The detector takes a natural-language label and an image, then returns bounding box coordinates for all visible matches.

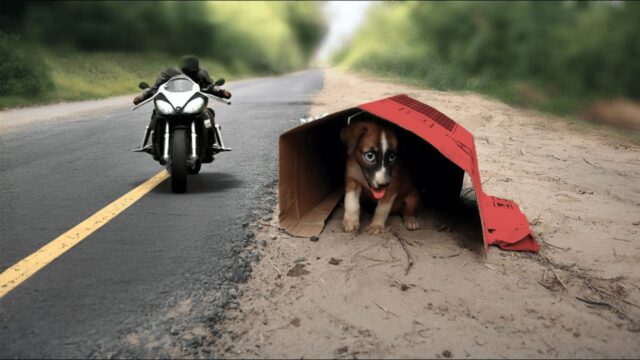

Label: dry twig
[269,260,282,277]
[576,297,612,308]
[546,154,566,161]
[434,253,461,259]
[372,301,400,317]
[552,268,567,289]
[585,280,640,310]
[545,241,569,251]
[391,228,414,276]
[530,214,542,227]
[527,252,639,327]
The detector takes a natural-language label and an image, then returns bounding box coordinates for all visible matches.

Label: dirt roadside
[214,68,640,358]
[0,94,135,134]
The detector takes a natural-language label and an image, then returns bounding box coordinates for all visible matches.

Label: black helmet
[180,55,199,74]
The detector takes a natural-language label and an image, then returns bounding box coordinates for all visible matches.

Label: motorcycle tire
[170,128,188,193]
[188,159,201,175]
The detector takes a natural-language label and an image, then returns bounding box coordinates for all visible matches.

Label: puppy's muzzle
[372,169,391,189]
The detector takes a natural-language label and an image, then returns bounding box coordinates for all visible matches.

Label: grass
[0,49,254,109]
[333,2,640,142]
[338,57,588,119]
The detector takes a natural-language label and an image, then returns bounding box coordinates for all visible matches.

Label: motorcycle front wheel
[170,128,188,193]
[187,159,201,175]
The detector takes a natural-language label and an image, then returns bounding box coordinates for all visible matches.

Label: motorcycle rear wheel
[170,128,188,193]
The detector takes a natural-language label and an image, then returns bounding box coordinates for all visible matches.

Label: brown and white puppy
[340,119,420,234]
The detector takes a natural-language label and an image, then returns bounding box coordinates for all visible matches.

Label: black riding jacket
[141,67,224,100]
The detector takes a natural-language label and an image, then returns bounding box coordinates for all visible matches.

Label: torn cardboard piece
[279,94,539,253]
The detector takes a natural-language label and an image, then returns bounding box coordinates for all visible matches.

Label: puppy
[340,119,420,234]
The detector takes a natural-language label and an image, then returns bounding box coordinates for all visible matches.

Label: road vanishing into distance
[0,70,323,357]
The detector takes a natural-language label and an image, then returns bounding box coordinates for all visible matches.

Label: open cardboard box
[279,94,539,253]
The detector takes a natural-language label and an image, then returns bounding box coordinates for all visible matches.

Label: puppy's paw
[404,217,420,231]
[343,218,360,233]
[366,224,386,235]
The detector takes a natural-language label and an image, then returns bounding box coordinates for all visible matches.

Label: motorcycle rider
[133,55,231,156]
[133,55,231,104]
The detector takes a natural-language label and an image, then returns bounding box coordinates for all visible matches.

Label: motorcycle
[131,75,231,193]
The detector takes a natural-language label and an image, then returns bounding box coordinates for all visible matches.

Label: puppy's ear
[341,122,368,155]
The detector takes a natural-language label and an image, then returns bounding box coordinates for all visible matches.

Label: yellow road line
[0,170,169,298]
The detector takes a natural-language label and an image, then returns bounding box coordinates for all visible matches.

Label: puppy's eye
[363,151,376,162]
[388,152,396,163]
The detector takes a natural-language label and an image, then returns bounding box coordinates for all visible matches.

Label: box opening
[279,95,538,253]
[279,109,466,237]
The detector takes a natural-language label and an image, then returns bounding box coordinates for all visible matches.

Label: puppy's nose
[374,179,391,189]
[374,170,391,188]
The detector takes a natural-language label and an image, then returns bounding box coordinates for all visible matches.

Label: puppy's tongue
[371,187,386,200]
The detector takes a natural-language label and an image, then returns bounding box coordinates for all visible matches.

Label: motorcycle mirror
[139,82,150,90]
[214,78,225,86]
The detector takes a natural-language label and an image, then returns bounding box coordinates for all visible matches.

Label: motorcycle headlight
[155,99,175,115]
[183,97,206,114]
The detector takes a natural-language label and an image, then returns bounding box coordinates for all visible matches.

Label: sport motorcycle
[132,75,231,193]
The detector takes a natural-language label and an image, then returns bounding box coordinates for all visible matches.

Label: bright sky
[314,1,373,64]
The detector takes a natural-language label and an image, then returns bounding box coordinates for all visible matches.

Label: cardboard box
[279,94,539,253]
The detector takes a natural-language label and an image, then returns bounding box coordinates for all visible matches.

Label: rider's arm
[204,85,232,99]
[133,88,153,105]
[199,69,214,88]
[200,69,232,99]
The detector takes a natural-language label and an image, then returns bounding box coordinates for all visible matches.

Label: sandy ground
[214,68,640,358]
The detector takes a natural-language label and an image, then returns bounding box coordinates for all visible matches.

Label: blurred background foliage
[335,1,640,116]
[0,1,325,108]
[2,0,639,128]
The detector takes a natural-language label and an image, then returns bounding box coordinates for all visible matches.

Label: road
[0,70,323,357]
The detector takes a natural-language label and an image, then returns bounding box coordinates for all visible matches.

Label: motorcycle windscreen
[165,78,194,92]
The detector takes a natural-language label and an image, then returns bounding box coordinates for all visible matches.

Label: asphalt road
[0,70,323,357]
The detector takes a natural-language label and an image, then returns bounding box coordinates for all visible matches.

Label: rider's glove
[133,94,144,105]
[133,89,152,105]
[205,84,231,99]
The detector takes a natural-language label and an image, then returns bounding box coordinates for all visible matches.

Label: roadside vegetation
[334,1,640,125]
[0,1,325,109]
